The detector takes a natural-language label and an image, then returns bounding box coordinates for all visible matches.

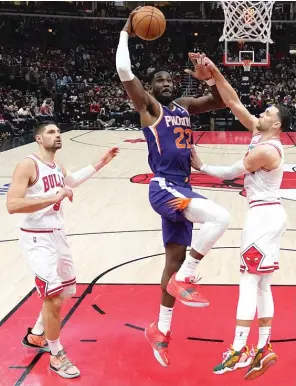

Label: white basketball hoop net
[219,1,275,43]
[242,59,252,72]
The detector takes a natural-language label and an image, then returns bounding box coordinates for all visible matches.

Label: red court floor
[1,284,296,386]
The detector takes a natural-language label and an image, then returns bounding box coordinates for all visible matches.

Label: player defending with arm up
[190,56,292,380]
[7,121,118,379]
[116,9,231,367]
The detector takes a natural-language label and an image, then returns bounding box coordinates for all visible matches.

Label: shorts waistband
[249,200,281,209]
[20,228,61,233]
[152,174,190,186]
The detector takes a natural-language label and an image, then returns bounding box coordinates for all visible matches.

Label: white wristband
[205,77,216,86]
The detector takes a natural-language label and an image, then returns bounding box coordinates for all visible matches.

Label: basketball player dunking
[116,9,231,367]
[6,121,118,378]
[191,55,292,380]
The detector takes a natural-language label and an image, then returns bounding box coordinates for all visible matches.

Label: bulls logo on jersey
[130,164,296,201]
[42,174,65,193]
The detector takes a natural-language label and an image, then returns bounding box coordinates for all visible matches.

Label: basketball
[132,6,166,41]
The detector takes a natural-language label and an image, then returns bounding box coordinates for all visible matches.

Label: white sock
[175,255,200,281]
[31,312,44,335]
[232,326,250,351]
[46,338,63,355]
[258,326,271,349]
[157,305,173,335]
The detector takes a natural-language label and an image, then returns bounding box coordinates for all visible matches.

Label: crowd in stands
[0,1,292,20]
[0,3,296,140]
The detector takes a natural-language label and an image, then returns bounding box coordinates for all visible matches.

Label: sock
[31,312,44,335]
[175,255,200,281]
[157,305,173,335]
[232,326,250,351]
[46,338,63,355]
[258,326,271,349]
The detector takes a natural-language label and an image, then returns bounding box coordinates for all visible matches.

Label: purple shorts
[149,177,207,247]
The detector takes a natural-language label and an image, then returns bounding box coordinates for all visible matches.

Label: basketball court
[0,129,296,385]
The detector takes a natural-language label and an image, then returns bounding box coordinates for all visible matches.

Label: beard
[44,143,62,151]
[256,120,265,132]
[155,92,174,106]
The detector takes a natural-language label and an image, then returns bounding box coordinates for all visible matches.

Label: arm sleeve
[200,159,248,180]
[64,165,97,188]
[116,31,135,82]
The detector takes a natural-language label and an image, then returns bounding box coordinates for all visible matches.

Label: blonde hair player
[6,121,118,379]
[190,53,291,381]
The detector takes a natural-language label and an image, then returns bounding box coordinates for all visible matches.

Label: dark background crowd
[0,0,296,142]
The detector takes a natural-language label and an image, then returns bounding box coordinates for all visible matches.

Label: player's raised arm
[204,57,259,132]
[116,8,159,116]
[6,158,72,214]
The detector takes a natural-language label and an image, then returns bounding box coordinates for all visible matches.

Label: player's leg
[145,218,189,367]
[43,293,64,353]
[161,243,187,309]
[19,230,79,378]
[31,308,44,335]
[213,270,259,375]
[244,206,286,380]
[48,230,79,378]
[146,243,186,367]
[213,208,260,375]
[244,273,277,380]
[167,195,230,306]
[19,231,50,352]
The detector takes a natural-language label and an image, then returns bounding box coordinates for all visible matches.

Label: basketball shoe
[50,349,80,378]
[245,343,277,380]
[166,273,209,307]
[213,345,253,374]
[21,327,50,352]
[145,322,171,367]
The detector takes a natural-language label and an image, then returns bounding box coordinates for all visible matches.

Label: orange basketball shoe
[145,322,171,367]
[166,273,210,307]
[245,344,278,380]
[21,327,50,352]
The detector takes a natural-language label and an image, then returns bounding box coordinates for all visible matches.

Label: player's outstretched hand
[190,145,203,171]
[185,52,213,81]
[56,188,73,203]
[102,147,120,165]
[122,6,142,36]
[203,56,219,74]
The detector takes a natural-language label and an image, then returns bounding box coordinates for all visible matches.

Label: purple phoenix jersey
[142,101,206,247]
[142,101,193,185]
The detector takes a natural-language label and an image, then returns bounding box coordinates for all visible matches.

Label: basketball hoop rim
[222,53,270,67]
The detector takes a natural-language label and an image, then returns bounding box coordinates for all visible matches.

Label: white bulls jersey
[244,133,284,206]
[19,154,65,230]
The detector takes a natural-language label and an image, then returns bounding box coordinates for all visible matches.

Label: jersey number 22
[174,127,192,149]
